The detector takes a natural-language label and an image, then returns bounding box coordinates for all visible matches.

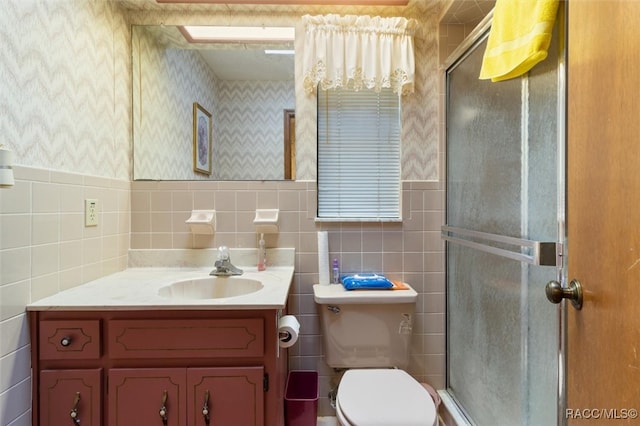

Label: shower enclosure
[442,14,566,426]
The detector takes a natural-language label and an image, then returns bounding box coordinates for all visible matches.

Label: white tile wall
[0,167,130,424]
[130,179,446,415]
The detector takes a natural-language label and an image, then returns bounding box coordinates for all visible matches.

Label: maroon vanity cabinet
[29,309,287,426]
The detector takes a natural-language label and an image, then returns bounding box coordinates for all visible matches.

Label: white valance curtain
[302,14,418,95]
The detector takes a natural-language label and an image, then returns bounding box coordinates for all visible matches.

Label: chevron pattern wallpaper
[133,25,220,180]
[216,80,295,180]
[1,0,131,181]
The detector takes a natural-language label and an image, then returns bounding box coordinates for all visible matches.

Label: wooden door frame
[284,109,295,180]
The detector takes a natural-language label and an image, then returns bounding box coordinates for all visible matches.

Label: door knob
[545,279,583,310]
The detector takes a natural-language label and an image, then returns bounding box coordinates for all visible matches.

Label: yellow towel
[479,0,559,82]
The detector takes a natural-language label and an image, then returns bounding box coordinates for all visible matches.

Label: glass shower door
[444,24,564,426]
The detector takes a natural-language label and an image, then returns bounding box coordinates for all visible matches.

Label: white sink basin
[158,276,264,300]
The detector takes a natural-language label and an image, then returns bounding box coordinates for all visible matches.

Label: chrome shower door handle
[545,279,583,310]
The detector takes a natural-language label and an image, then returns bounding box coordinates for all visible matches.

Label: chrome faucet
[210,246,243,276]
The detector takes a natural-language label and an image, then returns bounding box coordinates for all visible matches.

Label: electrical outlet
[85,199,99,227]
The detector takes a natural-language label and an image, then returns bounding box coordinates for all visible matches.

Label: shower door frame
[440,9,568,426]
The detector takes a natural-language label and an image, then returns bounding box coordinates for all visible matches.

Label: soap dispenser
[257,233,267,271]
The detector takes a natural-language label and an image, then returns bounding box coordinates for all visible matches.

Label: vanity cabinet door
[108,368,186,426]
[187,367,265,426]
[109,367,264,426]
[39,369,102,426]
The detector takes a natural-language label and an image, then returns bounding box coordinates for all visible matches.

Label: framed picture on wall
[193,102,212,175]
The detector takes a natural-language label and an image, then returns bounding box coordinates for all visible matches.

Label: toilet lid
[337,369,436,426]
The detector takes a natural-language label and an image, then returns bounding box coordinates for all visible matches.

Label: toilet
[313,284,437,426]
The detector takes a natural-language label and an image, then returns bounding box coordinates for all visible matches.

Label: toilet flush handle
[327,305,340,314]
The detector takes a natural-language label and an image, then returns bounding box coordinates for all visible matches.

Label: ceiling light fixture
[180,25,295,43]
[264,49,295,55]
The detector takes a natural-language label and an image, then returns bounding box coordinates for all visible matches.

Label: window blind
[317,88,401,220]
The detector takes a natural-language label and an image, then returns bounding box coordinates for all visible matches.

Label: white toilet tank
[313,284,418,369]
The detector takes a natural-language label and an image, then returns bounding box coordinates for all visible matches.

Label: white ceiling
[199,48,294,81]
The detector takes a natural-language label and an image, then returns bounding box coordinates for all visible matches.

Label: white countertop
[27,249,295,311]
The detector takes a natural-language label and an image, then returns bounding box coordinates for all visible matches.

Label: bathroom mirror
[132,25,296,181]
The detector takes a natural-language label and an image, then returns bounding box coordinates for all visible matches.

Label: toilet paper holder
[279,331,293,342]
[278,315,300,348]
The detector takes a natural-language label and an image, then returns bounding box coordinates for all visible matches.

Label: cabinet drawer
[108,318,264,359]
[39,320,101,360]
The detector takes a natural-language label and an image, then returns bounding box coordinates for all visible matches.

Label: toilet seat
[336,369,437,426]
